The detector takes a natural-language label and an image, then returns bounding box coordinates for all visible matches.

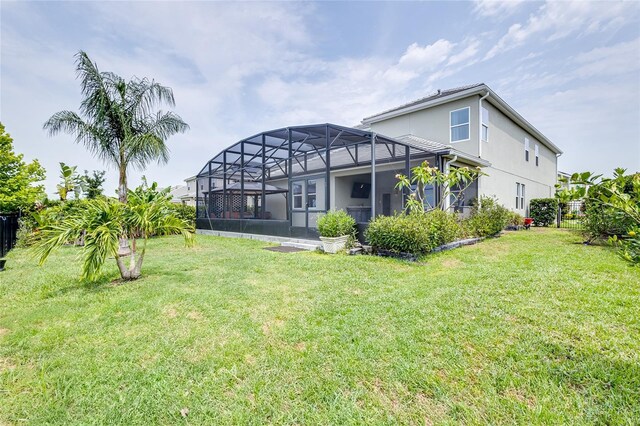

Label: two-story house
[193,83,562,239]
[359,83,562,215]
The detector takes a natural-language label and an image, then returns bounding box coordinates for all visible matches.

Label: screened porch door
[290,176,326,233]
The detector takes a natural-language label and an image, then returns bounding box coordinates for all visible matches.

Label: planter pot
[320,235,350,254]
[0,259,6,271]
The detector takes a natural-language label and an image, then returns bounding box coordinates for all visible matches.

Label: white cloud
[574,38,640,78]
[485,1,639,60]
[473,0,526,18]
[446,39,481,66]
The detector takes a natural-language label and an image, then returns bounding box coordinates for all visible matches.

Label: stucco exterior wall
[366,94,558,213]
[479,100,557,213]
[369,96,480,157]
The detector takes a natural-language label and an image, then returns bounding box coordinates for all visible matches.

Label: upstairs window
[481,106,489,142]
[450,107,470,142]
[535,144,539,166]
[524,137,530,161]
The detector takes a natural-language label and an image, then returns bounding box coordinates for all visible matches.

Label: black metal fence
[0,213,20,258]
[557,200,585,230]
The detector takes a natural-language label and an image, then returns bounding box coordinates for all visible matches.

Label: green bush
[529,198,558,227]
[169,204,196,227]
[365,210,461,255]
[465,196,510,237]
[317,210,356,238]
[612,229,640,265]
[508,211,524,226]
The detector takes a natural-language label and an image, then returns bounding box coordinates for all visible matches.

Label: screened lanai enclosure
[195,123,472,239]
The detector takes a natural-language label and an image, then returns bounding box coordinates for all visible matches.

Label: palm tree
[43,51,189,204]
[34,181,194,281]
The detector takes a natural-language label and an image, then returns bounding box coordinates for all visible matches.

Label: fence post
[557,204,561,228]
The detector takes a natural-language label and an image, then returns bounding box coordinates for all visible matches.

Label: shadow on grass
[42,273,130,298]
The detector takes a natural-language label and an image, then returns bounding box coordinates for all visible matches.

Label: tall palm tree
[44,51,189,204]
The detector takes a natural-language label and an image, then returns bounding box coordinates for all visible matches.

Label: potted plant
[317,210,356,254]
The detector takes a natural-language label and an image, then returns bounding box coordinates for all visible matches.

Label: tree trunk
[117,165,131,256]
[115,254,131,279]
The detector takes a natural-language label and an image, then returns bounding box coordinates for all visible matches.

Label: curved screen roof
[196,123,449,181]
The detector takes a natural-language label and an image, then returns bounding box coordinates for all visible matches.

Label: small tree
[562,169,639,265]
[0,123,46,213]
[395,161,484,213]
[83,170,106,199]
[56,162,86,201]
[33,181,194,281]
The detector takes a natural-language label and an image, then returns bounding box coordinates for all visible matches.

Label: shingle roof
[395,134,450,153]
[363,83,484,121]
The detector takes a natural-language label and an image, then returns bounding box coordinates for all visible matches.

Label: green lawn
[1,229,639,425]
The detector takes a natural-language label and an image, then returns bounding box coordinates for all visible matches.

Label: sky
[1,0,639,196]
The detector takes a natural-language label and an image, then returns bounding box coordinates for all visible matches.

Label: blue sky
[1,1,639,195]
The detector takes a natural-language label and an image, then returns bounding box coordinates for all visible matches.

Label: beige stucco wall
[367,94,558,213]
[369,96,480,157]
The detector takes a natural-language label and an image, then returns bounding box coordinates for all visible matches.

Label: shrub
[582,199,632,241]
[529,198,558,227]
[465,196,510,237]
[611,229,640,265]
[169,204,196,227]
[508,211,524,227]
[317,210,356,238]
[365,210,461,255]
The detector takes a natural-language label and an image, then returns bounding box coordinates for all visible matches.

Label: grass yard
[1,229,639,425]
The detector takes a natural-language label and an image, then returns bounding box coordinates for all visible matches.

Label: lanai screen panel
[195,123,442,223]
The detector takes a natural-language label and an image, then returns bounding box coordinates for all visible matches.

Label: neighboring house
[169,176,208,206]
[557,171,576,190]
[193,83,562,239]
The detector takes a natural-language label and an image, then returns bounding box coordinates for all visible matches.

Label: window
[535,144,539,166]
[524,137,530,161]
[307,180,317,208]
[450,107,470,142]
[521,184,525,210]
[516,183,521,209]
[481,106,489,142]
[187,186,190,191]
[293,182,303,209]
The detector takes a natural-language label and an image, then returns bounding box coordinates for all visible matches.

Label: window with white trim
[516,183,521,209]
[521,184,525,210]
[524,137,530,161]
[481,106,489,142]
[535,144,539,166]
[293,182,303,209]
[450,107,470,142]
[307,180,317,208]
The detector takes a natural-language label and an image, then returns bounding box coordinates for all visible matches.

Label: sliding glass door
[291,176,326,231]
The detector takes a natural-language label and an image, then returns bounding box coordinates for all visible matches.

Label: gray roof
[363,83,484,121]
[395,134,450,153]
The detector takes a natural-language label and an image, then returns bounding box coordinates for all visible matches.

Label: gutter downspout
[442,155,458,212]
[478,91,490,209]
